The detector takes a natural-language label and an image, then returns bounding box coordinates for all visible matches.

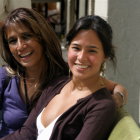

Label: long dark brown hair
[0,8,68,110]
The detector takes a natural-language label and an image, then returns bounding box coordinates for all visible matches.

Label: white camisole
[37,108,61,140]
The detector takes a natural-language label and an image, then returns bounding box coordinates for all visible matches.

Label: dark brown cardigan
[1,76,116,140]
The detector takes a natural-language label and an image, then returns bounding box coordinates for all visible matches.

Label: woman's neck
[71,76,105,92]
[25,61,47,82]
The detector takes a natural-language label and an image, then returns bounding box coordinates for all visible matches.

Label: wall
[0,0,31,65]
[108,0,140,124]
[94,0,108,20]
[0,0,31,21]
[95,0,140,123]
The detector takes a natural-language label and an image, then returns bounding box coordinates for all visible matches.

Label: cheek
[67,51,76,67]
[9,47,14,53]
[34,42,44,54]
[90,55,105,66]
[38,46,44,56]
[9,47,16,57]
[96,58,106,70]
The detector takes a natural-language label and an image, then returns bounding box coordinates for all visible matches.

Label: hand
[112,84,128,107]
[102,77,128,107]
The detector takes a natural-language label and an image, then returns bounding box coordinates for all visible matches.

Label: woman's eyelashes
[71,46,98,54]
[22,32,33,40]
[71,46,80,51]
[88,49,97,53]
[7,37,17,45]
[7,33,33,45]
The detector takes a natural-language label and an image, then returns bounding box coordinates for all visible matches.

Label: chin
[21,63,33,69]
[73,75,85,80]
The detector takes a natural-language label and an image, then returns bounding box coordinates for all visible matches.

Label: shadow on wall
[107,0,140,124]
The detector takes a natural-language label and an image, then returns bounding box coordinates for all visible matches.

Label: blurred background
[0,0,140,125]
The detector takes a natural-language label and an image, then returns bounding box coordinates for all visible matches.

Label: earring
[100,62,106,77]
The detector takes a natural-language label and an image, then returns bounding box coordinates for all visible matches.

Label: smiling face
[68,29,106,82]
[6,24,46,70]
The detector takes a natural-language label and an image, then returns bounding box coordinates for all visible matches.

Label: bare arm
[103,78,128,107]
[112,84,128,107]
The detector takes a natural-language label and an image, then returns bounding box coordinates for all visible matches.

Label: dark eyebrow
[7,36,16,41]
[21,32,33,35]
[86,45,99,49]
[71,42,99,49]
[71,43,79,46]
[7,32,33,39]
[22,31,32,34]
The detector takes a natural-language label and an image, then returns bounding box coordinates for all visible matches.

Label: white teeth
[20,52,32,57]
[76,64,88,69]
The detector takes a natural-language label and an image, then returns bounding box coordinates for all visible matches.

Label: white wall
[0,0,31,65]
[94,0,108,20]
[0,0,31,21]
[95,0,140,124]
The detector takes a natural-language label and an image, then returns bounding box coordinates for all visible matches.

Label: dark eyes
[71,46,80,50]
[7,38,17,45]
[88,50,97,53]
[71,46,97,53]
[22,33,33,40]
[7,33,33,45]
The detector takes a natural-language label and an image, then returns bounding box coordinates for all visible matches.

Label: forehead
[71,29,102,46]
[5,23,31,37]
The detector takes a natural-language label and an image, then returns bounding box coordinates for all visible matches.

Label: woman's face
[68,29,106,81]
[6,24,46,70]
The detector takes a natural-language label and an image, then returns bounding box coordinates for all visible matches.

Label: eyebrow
[87,46,99,49]
[7,31,32,38]
[7,36,15,41]
[71,43,99,49]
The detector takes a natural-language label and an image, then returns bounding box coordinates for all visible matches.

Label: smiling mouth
[19,52,33,58]
[75,64,89,69]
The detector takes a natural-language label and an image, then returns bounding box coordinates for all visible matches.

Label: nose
[16,39,27,51]
[77,50,87,62]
